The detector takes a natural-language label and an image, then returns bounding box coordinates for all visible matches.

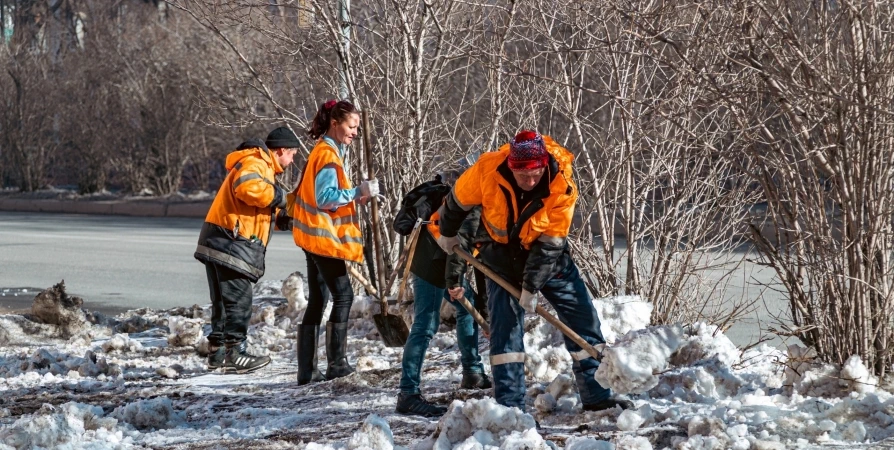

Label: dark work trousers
[302,251,355,325]
[488,258,612,409]
[205,262,253,347]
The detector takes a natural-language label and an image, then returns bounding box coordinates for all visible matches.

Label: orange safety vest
[290,140,364,262]
[450,135,577,250]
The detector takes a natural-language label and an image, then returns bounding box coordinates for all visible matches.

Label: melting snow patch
[111,397,183,431]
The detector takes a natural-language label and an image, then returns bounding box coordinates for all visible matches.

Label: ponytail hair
[307,99,359,140]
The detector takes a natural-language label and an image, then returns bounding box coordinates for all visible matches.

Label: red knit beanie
[508,130,548,171]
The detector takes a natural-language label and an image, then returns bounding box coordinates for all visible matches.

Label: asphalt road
[0,212,307,314]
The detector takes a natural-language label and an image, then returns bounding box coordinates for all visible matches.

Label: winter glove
[274,209,292,231]
[359,179,380,197]
[518,289,539,314]
[436,234,461,255]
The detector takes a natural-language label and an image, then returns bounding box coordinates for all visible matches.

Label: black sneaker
[582,397,635,412]
[460,372,492,390]
[395,393,447,418]
[223,341,271,374]
[207,346,227,370]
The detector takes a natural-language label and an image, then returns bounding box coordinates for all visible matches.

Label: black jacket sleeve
[444,207,482,288]
[522,237,568,292]
[438,191,472,238]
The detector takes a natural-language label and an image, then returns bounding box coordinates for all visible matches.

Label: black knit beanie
[265,126,300,149]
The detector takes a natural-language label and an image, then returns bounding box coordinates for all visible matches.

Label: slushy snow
[1,280,894,449]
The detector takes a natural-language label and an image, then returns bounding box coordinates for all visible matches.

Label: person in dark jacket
[194,126,299,374]
[395,175,492,418]
[436,130,633,412]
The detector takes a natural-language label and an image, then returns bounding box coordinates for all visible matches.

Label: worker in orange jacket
[437,130,633,412]
[291,100,378,385]
[194,127,299,374]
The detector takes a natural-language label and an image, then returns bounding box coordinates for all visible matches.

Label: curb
[0,198,211,218]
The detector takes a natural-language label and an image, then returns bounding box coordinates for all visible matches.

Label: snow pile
[669,323,740,368]
[346,414,400,450]
[166,316,203,347]
[594,295,652,344]
[111,397,183,431]
[250,305,276,327]
[101,333,144,353]
[524,316,571,383]
[29,280,89,338]
[0,402,127,449]
[840,355,878,394]
[534,374,579,414]
[595,325,686,394]
[279,271,308,316]
[412,397,547,449]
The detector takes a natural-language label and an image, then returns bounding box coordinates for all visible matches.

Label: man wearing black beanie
[194,126,299,374]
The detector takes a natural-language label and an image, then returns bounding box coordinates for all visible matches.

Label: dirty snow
[1,279,894,449]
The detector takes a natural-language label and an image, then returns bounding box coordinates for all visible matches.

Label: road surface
[0,212,307,314]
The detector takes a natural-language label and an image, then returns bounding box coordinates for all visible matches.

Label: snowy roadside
[2,277,894,449]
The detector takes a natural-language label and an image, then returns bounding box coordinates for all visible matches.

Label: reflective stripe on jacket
[195,139,285,281]
[449,135,577,249]
[291,139,363,263]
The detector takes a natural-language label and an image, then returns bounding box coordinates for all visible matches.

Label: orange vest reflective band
[451,135,577,250]
[291,140,363,262]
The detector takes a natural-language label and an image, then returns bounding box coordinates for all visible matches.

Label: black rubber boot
[224,341,272,374]
[582,397,635,412]
[325,322,354,380]
[460,372,493,390]
[207,345,227,370]
[395,393,447,418]
[297,324,325,385]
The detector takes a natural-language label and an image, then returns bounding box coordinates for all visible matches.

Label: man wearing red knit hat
[436,130,633,413]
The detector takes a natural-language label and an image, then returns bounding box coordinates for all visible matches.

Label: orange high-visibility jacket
[449,135,577,249]
[194,139,285,281]
[291,140,364,262]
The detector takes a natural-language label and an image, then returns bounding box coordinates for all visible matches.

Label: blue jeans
[488,258,612,409]
[399,275,484,395]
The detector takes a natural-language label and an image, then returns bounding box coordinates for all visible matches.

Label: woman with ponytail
[291,100,379,384]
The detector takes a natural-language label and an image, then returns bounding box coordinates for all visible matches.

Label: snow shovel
[363,110,409,347]
[452,246,602,359]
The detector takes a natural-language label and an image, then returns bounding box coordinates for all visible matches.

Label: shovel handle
[362,110,390,312]
[383,220,423,298]
[452,293,490,337]
[452,245,602,360]
[348,265,378,298]
[395,220,424,309]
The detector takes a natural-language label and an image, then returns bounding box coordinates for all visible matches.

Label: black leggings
[302,251,355,325]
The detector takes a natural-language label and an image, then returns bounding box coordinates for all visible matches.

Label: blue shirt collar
[322,135,347,159]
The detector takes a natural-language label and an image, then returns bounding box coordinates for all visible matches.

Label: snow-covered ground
[2,278,894,449]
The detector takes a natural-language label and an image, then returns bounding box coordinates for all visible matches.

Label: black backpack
[393,179,451,236]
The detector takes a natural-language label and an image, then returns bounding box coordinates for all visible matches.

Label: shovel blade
[373,313,409,347]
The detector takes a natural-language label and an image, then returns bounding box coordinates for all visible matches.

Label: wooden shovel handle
[452,293,490,337]
[395,221,424,308]
[348,265,378,298]
[452,246,602,360]
[383,221,423,297]
[361,110,390,314]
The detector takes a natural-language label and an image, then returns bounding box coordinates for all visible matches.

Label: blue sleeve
[315,165,359,211]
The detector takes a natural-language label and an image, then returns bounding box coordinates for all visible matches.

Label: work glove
[274,209,292,231]
[359,179,380,197]
[518,289,539,314]
[437,234,460,255]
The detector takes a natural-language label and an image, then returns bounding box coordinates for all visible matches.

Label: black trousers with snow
[205,262,253,347]
[302,251,354,325]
